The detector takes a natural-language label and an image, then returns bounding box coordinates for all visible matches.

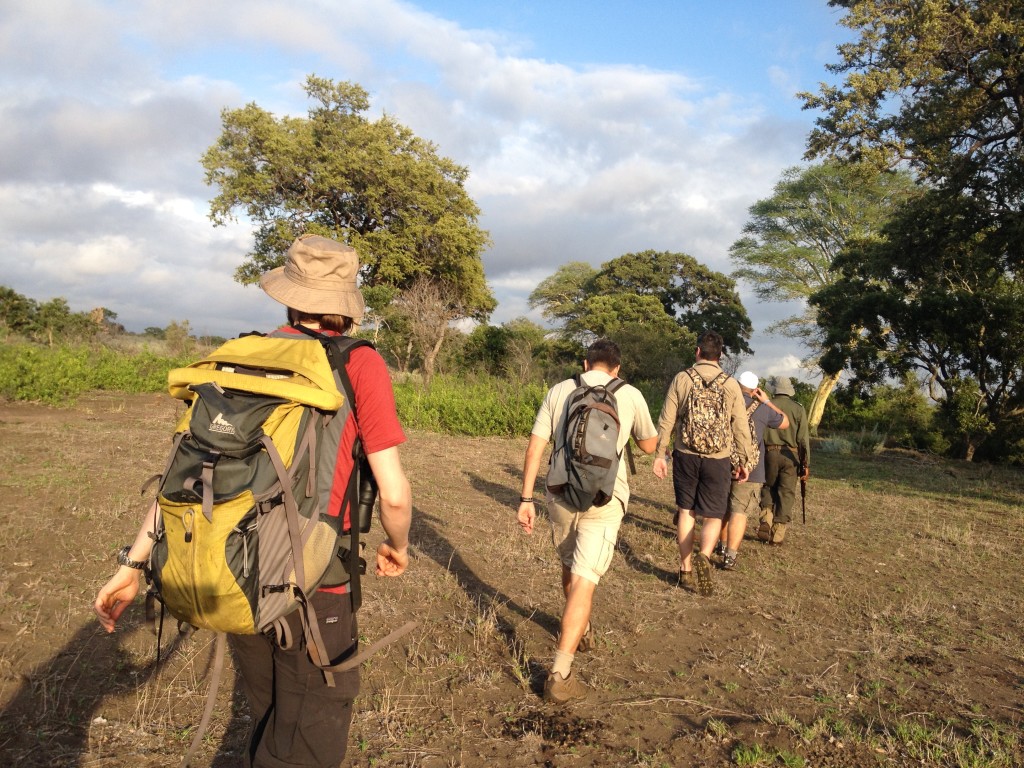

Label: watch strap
[117,545,147,570]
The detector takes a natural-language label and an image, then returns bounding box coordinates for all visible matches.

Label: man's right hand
[516,502,536,534]
[376,540,409,577]
[653,455,669,480]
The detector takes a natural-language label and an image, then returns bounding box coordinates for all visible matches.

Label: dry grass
[0,394,1022,767]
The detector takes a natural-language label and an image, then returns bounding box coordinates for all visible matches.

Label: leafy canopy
[801,1,1024,459]
[530,250,752,358]
[201,75,495,321]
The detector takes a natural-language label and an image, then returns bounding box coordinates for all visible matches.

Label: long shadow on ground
[0,608,251,767]
[412,507,557,694]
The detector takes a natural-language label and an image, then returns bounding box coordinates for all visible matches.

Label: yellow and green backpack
[147,331,371,672]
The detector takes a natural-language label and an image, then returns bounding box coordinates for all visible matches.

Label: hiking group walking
[91,232,810,762]
[518,329,810,704]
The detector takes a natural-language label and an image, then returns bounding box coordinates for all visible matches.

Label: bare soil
[0,393,1022,767]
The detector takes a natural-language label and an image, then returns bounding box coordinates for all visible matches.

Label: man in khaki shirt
[518,339,657,704]
[653,330,754,597]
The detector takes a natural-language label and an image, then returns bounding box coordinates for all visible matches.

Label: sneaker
[693,552,714,596]
[721,553,737,571]
[678,569,698,593]
[709,542,725,566]
[544,671,588,704]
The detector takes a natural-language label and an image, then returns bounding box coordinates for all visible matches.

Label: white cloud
[0,0,826,373]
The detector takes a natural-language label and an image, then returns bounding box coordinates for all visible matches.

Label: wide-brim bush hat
[260,234,365,323]
[738,371,758,389]
[773,376,796,396]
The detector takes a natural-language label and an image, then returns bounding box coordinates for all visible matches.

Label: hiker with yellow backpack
[93,234,413,768]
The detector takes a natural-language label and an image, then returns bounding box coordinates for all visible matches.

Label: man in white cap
[714,371,788,570]
[759,375,810,546]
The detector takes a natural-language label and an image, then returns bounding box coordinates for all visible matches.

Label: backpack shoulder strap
[293,327,377,611]
[607,377,626,395]
[684,368,702,386]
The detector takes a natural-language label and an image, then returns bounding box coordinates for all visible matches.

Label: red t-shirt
[271,327,406,592]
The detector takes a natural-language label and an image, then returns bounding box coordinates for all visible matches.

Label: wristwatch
[117,545,147,570]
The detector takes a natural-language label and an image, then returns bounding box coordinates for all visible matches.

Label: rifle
[798,449,808,524]
[799,468,807,524]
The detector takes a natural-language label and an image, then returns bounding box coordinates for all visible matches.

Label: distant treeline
[2,285,1020,462]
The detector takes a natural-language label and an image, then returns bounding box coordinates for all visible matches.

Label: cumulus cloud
[0,0,829,376]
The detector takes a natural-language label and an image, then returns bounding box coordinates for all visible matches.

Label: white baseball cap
[738,371,759,389]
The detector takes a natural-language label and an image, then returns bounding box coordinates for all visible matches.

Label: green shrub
[0,342,191,404]
[393,373,545,437]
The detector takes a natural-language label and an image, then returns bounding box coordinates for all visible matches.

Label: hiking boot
[721,552,737,571]
[678,569,698,593]
[693,552,714,596]
[576,624,594,653]
[544,671,588,704]
[756,509,773,543]
[770,523,787,546]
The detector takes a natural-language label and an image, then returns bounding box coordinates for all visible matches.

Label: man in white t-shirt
[516,339,658,704]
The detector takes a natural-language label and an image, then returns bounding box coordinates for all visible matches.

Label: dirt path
[0,394,1021,767]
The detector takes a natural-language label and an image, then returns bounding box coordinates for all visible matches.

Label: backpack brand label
[209,412,236,435]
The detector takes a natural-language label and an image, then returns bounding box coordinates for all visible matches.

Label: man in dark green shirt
[758,376,810,546]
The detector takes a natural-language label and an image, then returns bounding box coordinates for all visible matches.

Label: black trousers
[230,591,359,768]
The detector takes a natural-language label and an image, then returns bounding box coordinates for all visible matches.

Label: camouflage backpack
[680,369,731,455]
[730,399,761,473]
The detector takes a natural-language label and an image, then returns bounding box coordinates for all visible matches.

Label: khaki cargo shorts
[547,493,625,585]
[726,481,763,521]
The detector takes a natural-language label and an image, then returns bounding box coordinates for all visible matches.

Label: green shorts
[726,481,762,522]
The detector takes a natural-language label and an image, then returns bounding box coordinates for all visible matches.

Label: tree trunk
[964,438,976,462]
[807,369,841,436]
[421,330,446,391]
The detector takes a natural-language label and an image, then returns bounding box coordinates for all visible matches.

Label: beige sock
[552,649,574,678]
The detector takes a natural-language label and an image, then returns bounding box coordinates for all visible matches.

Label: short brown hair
[586,338,621,370]
[287,308,353,336]
[697,330,724,361]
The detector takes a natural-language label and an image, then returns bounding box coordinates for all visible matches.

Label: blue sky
[0,0,852,380]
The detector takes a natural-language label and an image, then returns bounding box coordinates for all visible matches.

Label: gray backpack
[547,375,626,510]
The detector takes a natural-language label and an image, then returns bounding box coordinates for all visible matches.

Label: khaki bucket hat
[259,234,365,322]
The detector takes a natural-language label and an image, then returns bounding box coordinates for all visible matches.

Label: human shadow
[465,469,522,509]
[412,507,557,694]
[0,605,251,767]
[615,535,679,587]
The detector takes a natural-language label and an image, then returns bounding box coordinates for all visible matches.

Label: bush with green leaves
[0,342,192,404]
[393,373,545,437]
[819,374,943,452]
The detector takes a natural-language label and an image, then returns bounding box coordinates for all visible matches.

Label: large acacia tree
[800,0,1024,459]
[730,161,917,432]
[201,75,495,379]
